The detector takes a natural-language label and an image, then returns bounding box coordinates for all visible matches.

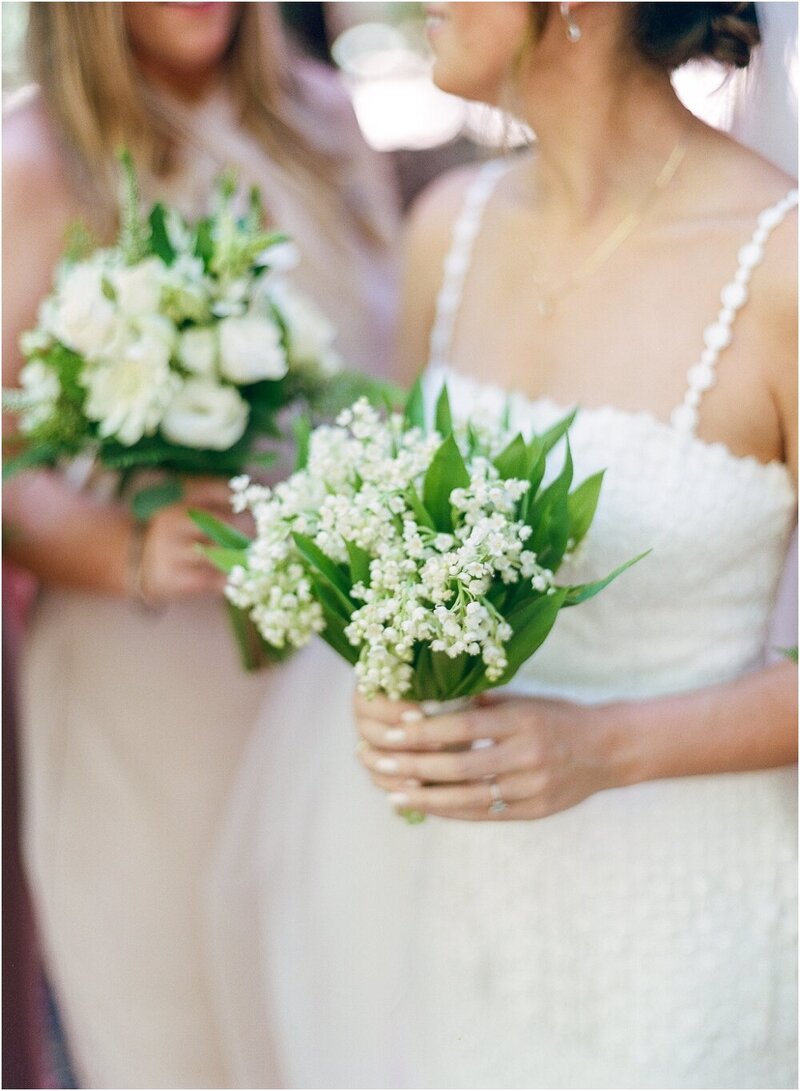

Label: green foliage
[116,148,149,264]
[189,508,251,549]
[130,479,184,522]
[423,433,470,531]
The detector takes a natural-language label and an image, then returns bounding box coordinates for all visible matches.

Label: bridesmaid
[3,3,396,1087]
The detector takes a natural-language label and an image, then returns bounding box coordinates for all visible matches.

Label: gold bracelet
[127,520,160,613]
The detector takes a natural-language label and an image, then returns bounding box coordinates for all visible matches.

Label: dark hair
[629,3,760,70]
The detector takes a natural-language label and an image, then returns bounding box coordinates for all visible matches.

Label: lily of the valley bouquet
[200,384,643,700]
[4,153,348,519]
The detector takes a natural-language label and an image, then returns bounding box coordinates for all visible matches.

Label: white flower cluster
[16,218,340,452]
[228,399,555,700]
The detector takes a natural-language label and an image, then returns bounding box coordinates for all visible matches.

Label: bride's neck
[515,39,695,220]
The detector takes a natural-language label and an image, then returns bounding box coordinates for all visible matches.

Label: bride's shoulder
[405,161,497,266]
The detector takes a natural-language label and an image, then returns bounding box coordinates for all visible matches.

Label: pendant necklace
[530,132,690,319]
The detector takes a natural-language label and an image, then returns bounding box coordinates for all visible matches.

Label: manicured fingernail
[385,728,407,744]
[400,709,424,724]
[388,792,409,806]
[420,700,443,716]
[376,757,400,773]
[472,738,494,750]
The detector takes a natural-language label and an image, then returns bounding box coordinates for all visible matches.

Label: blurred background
[2,0,746,210]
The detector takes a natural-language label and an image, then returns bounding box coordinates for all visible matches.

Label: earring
[559,2,582,43]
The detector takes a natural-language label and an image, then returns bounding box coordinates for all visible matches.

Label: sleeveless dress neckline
[428,360,797,493]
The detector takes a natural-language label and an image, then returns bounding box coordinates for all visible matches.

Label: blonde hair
[25,3,379,240]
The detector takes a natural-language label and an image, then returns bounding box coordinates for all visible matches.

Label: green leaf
[148,203,176,265]
[563,550,649,606]
[131,479,183,521]
[423,433,470,531]
[2,442,60,478]
[188,508,251,549]
[519,439,546,523]
[429,647,468,701]
[405,481,435,530]
[567,470,604,550]
[495,588,567,686]
[493,433,528,481]
[116,147,148,264]
[403,377,425,431]
[292,532,354,614]
[435,385,452,436]
[779,645,799,664]
[539,408,577,454]
[198,545,248,574]
[224,600,291,672]
[194,218,214,269]
[411,644,435,701]
[526,440,573,570]
[292,414,311,471]
[345,540,371,587]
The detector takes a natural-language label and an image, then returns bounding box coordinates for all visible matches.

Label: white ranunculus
[178,326,218,376]
[161,378,249,450]
[51,262,118,359]
[82,329,178,446]
[255,240,301,273]
[268,279,340,371]
[218,314,288,384]
[110,257,164,317]
[17,358,60,433]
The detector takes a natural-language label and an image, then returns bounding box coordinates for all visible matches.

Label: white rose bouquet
[4,152,366,520]
[197,384,645,697]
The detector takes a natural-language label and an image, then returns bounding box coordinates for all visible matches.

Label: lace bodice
[425,162,797,703]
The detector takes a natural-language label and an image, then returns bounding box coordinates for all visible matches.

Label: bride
[209,3,797,1087]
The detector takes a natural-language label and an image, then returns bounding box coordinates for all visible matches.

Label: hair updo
[628,3,760,71]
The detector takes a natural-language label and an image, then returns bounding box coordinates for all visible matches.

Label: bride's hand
[354,691,622,821]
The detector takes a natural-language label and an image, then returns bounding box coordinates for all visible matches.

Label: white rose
[17,359,60,433]
[161,378,249,450]
[218,314,288,384]
[110,257,164,317]
[82,329,178,446]
[178,326,218,376]
[134,313,178,354]
[268,279,340,371]
[51,262,118,359]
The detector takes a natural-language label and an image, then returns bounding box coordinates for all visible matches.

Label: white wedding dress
[209,163,798,1089]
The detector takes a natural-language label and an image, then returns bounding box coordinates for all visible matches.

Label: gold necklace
[530,134,689,318]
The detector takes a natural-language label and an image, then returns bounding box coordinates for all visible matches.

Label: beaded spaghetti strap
[428,159,511,370]
[670,187,798,435]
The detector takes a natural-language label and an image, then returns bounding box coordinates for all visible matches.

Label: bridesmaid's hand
[354,691,623,822]
[137,477,252,605]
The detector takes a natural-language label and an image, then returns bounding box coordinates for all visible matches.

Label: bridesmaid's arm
[2,104,230,603]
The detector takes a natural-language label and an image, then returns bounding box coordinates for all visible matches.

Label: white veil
[731,2,799,651]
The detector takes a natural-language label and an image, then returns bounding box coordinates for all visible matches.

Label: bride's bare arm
[354,657,797,821]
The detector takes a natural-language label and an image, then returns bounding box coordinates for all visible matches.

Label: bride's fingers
[385,771,545,819]
[357,705,519,752]
[358,736,524,783]
[353,691,422,725]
